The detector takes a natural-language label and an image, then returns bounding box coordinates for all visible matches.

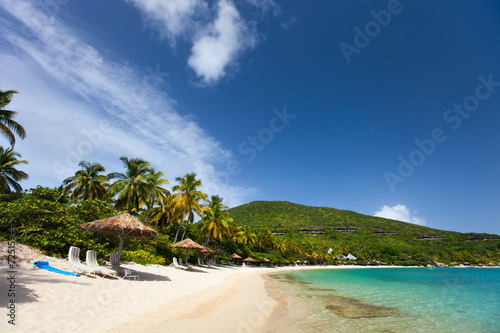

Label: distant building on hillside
[418,236,443,240]
[373,231,396,236]
[467,237,500,241]
[272,231,286,236]
[298,229,325,235]
[334,228,359,233]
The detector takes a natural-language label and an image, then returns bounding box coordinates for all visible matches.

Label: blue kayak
[33,261,80,277]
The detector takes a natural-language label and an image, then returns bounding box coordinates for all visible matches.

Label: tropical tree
[172,172,207,242]
[200,195,232,245]
[274,236,289,254]
[239,226,258,249]
[0,146,28,193]
[62,161,108,202]
[142,168,170,224]
[0,89,26,146]
[108,157,153,214]
[149,192,180,230]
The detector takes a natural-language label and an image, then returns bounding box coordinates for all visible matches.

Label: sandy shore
[0,242,331,333]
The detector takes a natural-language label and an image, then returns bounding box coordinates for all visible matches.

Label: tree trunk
[181,224,188,241]
[174,213,185,243]
[115,236,124,268]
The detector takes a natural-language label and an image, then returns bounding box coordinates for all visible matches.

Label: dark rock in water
[307,287,337,292]
[323,295,405,319]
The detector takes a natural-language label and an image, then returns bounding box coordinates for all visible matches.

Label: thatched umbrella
[170,238,205,265]
[81,213,158,267]
[243,257,256,266]
[231,253,242,265]
[213,249,227,255]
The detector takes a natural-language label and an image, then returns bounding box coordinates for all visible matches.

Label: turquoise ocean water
[268,268,500,333]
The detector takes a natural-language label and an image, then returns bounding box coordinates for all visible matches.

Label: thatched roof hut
[81,213,158,267]
[170,238,205,265]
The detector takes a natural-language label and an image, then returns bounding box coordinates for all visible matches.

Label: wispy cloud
[125,0,207,46]
[0,0,256,206]
[374,204,426,226]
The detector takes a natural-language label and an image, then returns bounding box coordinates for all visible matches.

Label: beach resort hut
[346,253,358,261]
[231,253,242,265]
[243,257,256,266]
[81,213,158,269]
[170,238,205,265]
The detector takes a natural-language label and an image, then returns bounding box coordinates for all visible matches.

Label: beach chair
[197,258,209,268]
[123,268,139,281]
[110,253,120,268]
[171,257,188,270]
[86,250,118,278]
[67,246,98,277]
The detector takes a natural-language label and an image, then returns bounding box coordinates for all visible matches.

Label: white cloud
[126,0,260,85]
[374,204,426,226]
[188,0,257,85]
[0,0,255,207]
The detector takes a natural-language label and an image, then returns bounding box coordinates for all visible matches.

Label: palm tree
[108,157,153,214]
[62,161,108,202]
[149,192,180,230]
[239,226,258,250]
[200,195,232,245]
[274,236,289,254]
[142,168,170,224]
[0,146,28,193]
[0,90,26,146]
[172,172,207,242]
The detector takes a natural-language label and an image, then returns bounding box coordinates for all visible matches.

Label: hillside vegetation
[229,201,500,265]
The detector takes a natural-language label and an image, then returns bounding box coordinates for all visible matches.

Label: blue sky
[1,0,499,234]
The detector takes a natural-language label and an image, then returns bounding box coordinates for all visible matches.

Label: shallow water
[266,267,500,333]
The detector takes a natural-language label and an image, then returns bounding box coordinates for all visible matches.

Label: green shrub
[121,249,166,265]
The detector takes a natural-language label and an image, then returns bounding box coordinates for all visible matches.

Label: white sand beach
[0,242,333,333]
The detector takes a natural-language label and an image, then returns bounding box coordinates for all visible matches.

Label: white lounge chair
[123,268,139,281]
[67,246,98,277]
[171,257,188,270]
[197,258,209,268]
[86,250,118,278]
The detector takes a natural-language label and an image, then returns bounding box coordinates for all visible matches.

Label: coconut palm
[200,195,232,245]
[62,161,108,202]
[274,236,289,254]
[0,146,28,193]
[149,192,180,230]
[108,157,153,215]
[172,172,207,242]
[239,226,258,249]
[0,90,26,146]
[142,168,170,224]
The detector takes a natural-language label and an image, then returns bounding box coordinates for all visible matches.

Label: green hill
[229,201,500,264]
[229,200,448,234]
